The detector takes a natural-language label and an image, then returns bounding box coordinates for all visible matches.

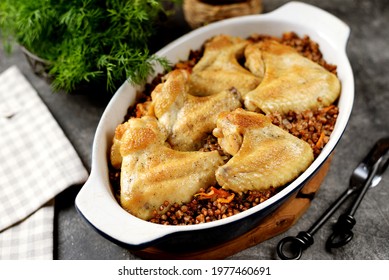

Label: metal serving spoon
[277,137,389,260]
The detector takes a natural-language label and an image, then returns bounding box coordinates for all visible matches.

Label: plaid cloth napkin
[0,66,89,259]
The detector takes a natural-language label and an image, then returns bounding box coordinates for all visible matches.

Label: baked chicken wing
[110,121,132,169]
[213,108,314,193]
[151,69,242,151]
[189,34,260,96]
[244,40,341,114]
[118,116,224,220]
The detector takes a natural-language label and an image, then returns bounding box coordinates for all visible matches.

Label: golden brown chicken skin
[189,34,261,96]
[244,40,341,114]
[151,69,242,151]
[213,108,314,193]
[118,116,224,220]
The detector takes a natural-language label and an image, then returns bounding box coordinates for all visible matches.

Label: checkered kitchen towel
[0,66,89,259]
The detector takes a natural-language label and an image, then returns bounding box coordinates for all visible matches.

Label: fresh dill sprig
[0,0,179,93]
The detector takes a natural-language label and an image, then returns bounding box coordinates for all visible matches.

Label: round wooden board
[132,154,333,259]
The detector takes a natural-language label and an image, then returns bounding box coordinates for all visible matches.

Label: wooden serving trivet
[132,155,333,259]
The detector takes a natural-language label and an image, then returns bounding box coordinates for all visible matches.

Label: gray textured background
[0,0,388,259]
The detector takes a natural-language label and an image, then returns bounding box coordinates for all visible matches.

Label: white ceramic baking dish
[75,1,354,251]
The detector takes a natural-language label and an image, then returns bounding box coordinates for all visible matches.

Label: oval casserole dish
[75,1,354,251]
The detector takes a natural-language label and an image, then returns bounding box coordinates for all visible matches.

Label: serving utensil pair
[277,137,389,260]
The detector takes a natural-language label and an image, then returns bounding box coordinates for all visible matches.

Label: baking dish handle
[271,1,350,51]
[75,170,173,249]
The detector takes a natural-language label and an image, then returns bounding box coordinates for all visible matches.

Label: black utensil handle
[326,214,356,249]
[277,231,314,260]
[307,188,355,235]
[326,139,388,250]
[277,188,355,260]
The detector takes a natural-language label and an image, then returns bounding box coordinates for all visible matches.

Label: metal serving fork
[276,137,389,260]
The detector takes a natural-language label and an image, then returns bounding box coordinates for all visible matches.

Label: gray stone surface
[0,0,388,260]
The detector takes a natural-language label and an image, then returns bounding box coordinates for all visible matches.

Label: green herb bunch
[0,0,176,93]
